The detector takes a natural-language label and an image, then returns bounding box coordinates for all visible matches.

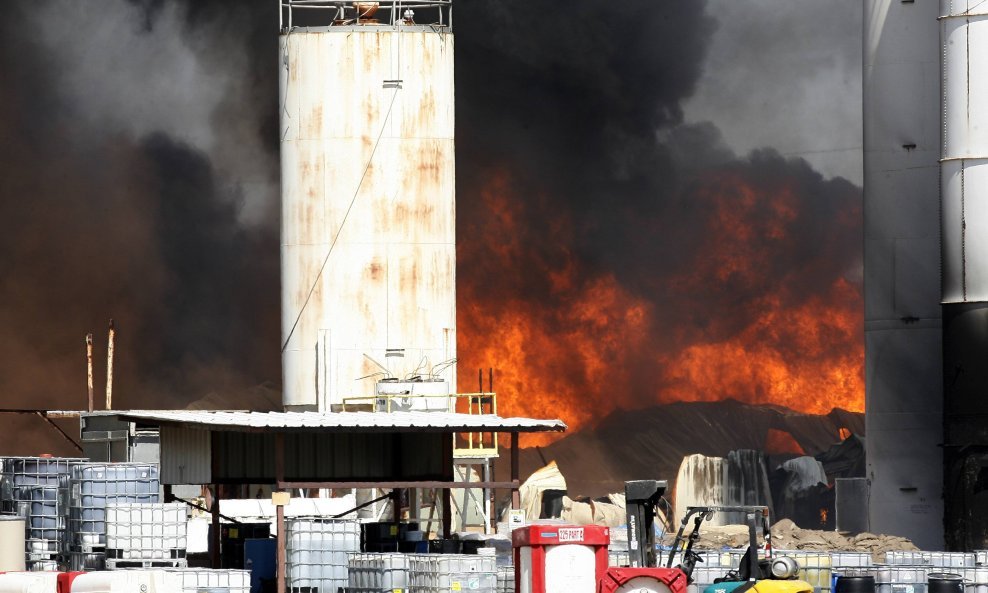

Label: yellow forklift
[625,481,814,593]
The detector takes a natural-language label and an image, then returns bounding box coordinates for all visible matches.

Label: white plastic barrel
[0,572,58,593]
[69,570,183,592]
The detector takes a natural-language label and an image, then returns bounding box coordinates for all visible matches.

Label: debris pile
[660,518,918,557]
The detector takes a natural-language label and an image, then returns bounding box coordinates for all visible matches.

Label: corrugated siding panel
[211,432,443,483]
[160,426,211,485]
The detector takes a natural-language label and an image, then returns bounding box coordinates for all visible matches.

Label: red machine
[596,480,690,593]
[512,524,611,593]
[599,567,689,593]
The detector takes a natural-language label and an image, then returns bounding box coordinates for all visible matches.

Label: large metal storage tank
[863,0,943,548]
[939,0,988,550]
[279,3,456,411]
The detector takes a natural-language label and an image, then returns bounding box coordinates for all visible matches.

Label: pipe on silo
[940,0,988,550]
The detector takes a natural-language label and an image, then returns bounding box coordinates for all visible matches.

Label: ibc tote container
[105,502,187,561]
[285,518,359,593]
[0,456,84,571]
[167,568,250,593]
[348,552,410,593]
[409,554,497,593]
[67,463,159,571]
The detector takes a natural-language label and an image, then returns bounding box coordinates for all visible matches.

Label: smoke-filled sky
[0,0,862,445]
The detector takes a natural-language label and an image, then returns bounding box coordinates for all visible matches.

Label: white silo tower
[279,1,456,411]
[940,0,988,550]
[863,0,943,549]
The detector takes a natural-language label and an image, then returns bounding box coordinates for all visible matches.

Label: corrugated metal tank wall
[940,0,988,550]
[279,27,456,410]
[863,0,944,549]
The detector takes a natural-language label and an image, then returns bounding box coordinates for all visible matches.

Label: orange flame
[764,429,806,456]
[458,168,863,444]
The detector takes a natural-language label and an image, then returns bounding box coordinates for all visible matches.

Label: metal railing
[280,0,452,31]
[341,392,498,457]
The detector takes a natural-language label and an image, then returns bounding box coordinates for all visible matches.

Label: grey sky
[684,0,863,184]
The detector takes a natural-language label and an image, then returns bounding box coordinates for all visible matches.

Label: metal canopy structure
[90,410,565,433]
[83,411,564,493]
[83,409,564,591]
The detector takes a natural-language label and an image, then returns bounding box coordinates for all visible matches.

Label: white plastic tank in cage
[286,518,360,591]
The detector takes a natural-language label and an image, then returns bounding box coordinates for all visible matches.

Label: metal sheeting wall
[160,426,211,485]
[863,0,944,549]
[212,431,445,483]
[157,428,445,484]
[279,27,456,411]
[940,0,988,550]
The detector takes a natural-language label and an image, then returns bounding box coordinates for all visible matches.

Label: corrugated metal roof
[87,410,566,433]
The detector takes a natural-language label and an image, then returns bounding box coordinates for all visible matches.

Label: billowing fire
[458,164,863,444]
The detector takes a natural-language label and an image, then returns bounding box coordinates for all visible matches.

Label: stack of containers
[837,565,930,593]
[831,552,874,591]
[0,456,85,571]
[497,565,515,593]
[168,568,251,593]
[285,517,360,593]
[608,528,629,568]
[875,566,931,593]
[360,521,427,553]
[956,568,988,593]
[408,554,497,593]
[104,502,188,567]
[831,552,873,569]
[66,462,160,571]
[348,552,410,593]
[215,522,270,569]
[886,551,976,569]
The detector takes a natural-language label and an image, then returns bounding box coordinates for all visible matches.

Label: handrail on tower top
[280,0,453,31]
[341,391,499,458]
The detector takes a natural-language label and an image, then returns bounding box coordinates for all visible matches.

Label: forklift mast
[666,505,772,583]
[624,480,668,568]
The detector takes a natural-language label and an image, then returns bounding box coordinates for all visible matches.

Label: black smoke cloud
[0,0,280,420]
[454,3,861,336]
[0,0,862,452]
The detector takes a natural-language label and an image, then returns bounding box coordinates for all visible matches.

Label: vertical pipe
[105,319,115,410]
[211,485,221,568]
[442,429,453,537]
[277,503,286,593]
[511,432,520,509]
[85,334,94,413]
[210,430,221,569]
[275,433,286,593]
[442,488,452,538]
